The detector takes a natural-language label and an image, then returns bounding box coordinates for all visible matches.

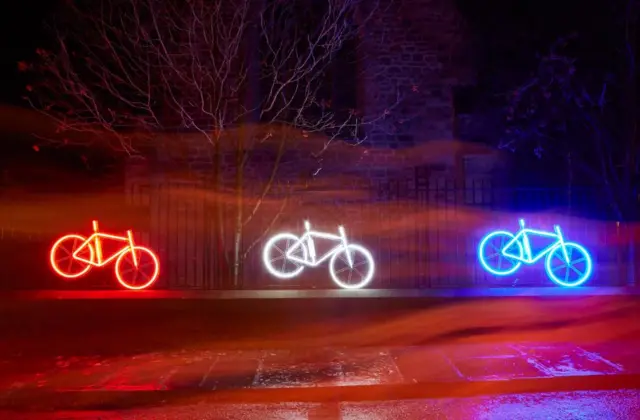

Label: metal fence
[119,169,637,290]
[0,166,635,290]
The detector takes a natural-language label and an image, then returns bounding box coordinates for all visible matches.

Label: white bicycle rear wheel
[262,233,308,279]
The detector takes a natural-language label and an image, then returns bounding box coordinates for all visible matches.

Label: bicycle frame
[285,221,353,267]
[73,220,140,268]
[502,219,570,264]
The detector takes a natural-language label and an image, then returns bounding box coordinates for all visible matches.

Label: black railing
[1,175,637,290]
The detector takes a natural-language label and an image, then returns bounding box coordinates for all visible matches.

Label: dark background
[0,0,623,105]
[0,0,635,290]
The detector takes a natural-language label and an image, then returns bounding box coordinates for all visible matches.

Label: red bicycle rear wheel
[50,234,94,279]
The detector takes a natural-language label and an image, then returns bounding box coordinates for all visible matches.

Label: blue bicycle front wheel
[544,242,593,287]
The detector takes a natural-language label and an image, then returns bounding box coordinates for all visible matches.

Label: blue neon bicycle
[478,219,593,287]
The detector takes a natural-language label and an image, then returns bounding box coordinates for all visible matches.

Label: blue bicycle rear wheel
[478,231,522,276]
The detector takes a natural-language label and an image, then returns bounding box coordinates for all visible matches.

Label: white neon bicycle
[262,221,375,289]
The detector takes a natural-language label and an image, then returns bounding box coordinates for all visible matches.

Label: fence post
[627,222,636,286]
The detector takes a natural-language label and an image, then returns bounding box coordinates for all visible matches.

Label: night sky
[0,0,620,105]
[0,0,625,180]
[0,1,58,106]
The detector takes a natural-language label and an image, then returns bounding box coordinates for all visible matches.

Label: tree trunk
[213,139,228,286]
[231,7,261,289]
[233,133,244,288]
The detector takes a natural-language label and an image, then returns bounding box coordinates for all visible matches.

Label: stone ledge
[4,287,640,300]
[2,374,639,410]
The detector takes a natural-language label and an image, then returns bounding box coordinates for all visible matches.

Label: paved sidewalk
[2,341,638,397]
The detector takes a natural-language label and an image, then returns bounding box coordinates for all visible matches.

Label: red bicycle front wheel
[114,246,160,290]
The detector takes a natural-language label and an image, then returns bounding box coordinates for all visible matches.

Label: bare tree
[500,32,638,221]
[23,0,408,286]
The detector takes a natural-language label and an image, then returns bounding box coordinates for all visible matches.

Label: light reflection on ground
[2,342,637,395]
[0,390,637,419]
[342,390,640,420]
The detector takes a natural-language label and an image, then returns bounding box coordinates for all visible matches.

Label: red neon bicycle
[49,220,160,290]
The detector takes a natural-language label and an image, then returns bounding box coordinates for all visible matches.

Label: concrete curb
[2,374,639,410]
[3,287,640,300]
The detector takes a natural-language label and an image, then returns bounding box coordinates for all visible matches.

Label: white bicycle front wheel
[329,244,375,289]
[262,233,308,279]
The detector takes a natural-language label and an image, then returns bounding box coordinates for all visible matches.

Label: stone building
[348,0,500,203]
[359,0,475,149]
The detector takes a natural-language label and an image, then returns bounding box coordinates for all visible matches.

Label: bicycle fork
[338,226,354,267]
[126,230,139,267]
[553,225,570,263]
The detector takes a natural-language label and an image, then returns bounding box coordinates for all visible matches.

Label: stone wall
[151,0,478,181]
[358,0,475,154]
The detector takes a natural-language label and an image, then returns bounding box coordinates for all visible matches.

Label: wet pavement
[1,297,638,416]
[1,341,638,397]
[0,390,638,419]
[3,295,638,358]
